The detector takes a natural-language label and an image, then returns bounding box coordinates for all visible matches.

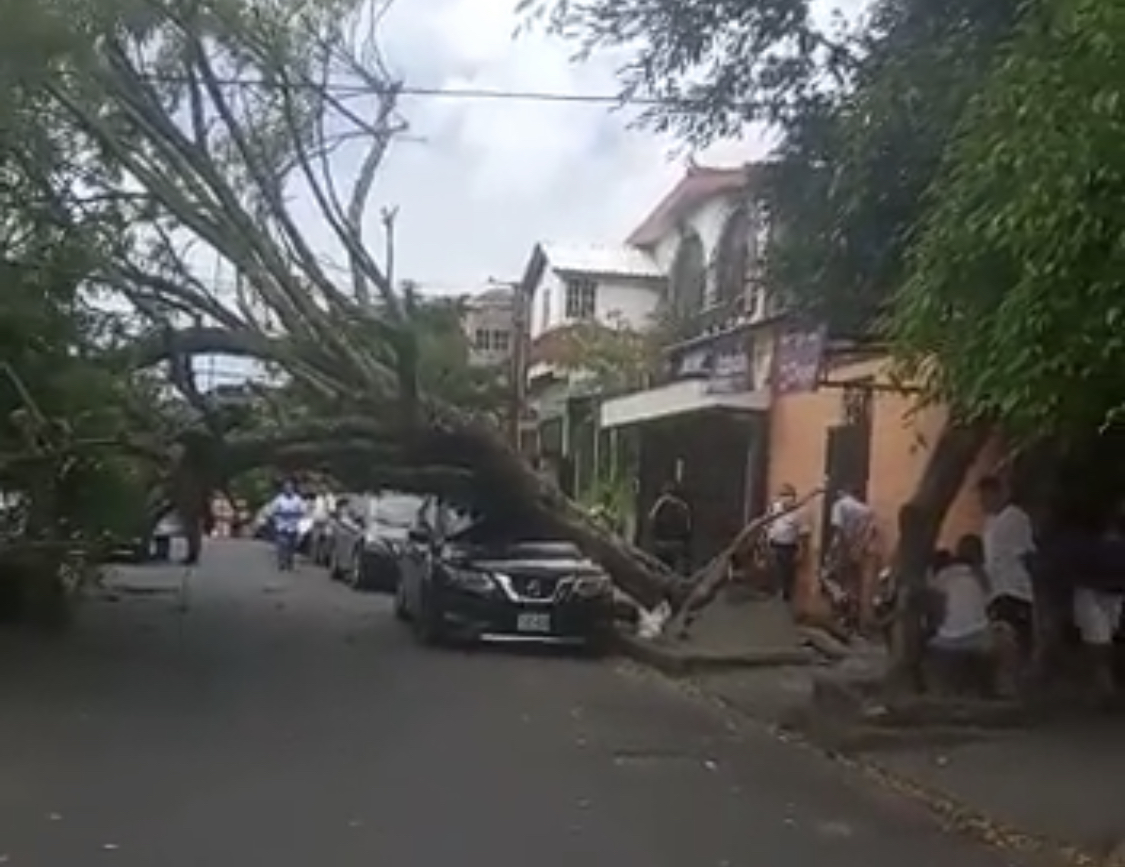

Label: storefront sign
[772,326,826,394]
[673,346,712,379]
[707,344,751,394]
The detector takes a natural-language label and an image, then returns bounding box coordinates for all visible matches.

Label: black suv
[394,497,614,650]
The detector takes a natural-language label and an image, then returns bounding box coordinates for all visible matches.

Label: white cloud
[284,0,860,292]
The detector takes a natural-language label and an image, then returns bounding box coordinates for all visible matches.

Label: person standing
[648,481,693,575]
[765,484,808,602]
[267,480,307,571]
[826,484,880,631]
[977,475,1036,656]
[1072,500,1125,699]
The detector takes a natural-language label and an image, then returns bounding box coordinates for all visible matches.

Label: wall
[528,270,659,339]
[766,356,1002,614]
[650,193,737,273]
[649,190,771,315]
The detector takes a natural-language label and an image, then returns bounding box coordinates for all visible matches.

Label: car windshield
[448,512,581,558]
[369,494,421,528]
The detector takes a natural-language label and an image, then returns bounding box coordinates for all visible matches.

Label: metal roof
[539,241,663,279]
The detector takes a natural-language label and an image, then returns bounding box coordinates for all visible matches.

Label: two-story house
[597,164,783,563]
[516,241,665,496]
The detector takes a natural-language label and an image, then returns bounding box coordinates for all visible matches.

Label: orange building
[765,351,1002,614]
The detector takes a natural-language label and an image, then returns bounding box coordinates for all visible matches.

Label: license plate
[516,612,552,633]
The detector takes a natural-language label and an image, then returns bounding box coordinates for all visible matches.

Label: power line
[131,72,707,109]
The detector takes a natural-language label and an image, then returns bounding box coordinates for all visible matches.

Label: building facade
[596,164,782,563]
[463,286,517,368]
[517,241,665,495]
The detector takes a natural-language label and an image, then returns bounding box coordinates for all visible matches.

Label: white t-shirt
[269,493,307,533]
[766,500,806,546]
[830,494,872,540]
[933,564,990,639]
[983,504,1035,602]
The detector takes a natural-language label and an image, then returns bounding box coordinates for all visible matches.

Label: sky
[198,0,866,386]
[284,0,848,295]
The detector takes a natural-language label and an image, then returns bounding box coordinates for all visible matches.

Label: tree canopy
[0,0,683,613]
[528,0,1123,438]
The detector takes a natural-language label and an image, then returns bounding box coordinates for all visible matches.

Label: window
[540,288,551,331]
[472,329,511,353]
[564,278,597,320]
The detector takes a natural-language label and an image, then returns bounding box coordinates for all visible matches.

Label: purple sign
[772,326,826,394]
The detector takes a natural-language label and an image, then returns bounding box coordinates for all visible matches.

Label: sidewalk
[870,720,1125,858]
[686,651,1125,864]
[614,592,820,675]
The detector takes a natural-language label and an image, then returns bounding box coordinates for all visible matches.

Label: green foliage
[890,0,1125,437]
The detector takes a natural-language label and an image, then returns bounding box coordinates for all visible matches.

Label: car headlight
[573,574,612,598]
[445,567,497,595]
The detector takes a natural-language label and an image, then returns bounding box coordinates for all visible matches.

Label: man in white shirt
[978,476,1036,653]
[766,484,808,602]
[267,480,308,570]
[826,485,880,630]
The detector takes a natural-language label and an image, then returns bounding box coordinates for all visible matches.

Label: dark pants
[769,542,799,601]
[653,539,690,576]
[987,594,1035,654]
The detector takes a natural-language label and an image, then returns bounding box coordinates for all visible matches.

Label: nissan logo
[527,579,543,598]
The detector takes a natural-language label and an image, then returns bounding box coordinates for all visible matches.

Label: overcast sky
[290,0,790,295]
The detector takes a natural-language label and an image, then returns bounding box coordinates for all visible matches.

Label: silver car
[327,492,422,592]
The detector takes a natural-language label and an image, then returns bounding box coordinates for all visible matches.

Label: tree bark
[886,419,991,692]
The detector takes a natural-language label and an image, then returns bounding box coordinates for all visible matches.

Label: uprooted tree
[0,0,684,610]
[530,0,1125,676]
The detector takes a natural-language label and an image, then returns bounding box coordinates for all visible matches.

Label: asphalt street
[0,539,1020,867]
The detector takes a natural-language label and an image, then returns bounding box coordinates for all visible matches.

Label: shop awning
[599,378,770,429]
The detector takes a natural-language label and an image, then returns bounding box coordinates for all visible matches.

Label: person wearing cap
[765,483,808,602]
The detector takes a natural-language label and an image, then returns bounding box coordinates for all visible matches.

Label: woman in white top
[928,534,1020,696]
[929,535,992,653]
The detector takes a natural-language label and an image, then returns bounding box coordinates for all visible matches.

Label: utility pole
[488,277,527,449]
[380,206,399,296]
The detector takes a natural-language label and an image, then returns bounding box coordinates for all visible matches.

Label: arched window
[668,230,705,319]
[713,206,751,308]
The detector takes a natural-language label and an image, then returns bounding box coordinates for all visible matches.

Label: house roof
[540,241,662,279]
[626,164,753,248]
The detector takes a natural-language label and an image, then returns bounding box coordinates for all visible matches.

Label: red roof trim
[626,165,753,248]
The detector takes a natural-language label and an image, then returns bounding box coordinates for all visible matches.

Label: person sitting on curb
[927,534,1020,697]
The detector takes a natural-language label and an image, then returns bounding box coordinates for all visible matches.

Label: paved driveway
[0,540,1017,866]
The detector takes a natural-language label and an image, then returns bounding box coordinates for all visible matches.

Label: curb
[611,630,817,677]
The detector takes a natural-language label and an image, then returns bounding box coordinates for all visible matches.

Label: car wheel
[346,548,365,590]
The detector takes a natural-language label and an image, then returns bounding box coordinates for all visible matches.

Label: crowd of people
[642,475,1125,700]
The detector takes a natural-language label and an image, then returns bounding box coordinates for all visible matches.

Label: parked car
[394,496,615,651]
[327,492,420,591]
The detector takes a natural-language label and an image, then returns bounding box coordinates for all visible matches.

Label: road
[0,539,1016,867]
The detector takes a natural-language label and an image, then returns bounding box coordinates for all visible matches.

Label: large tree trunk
[886,420,991,692]
[414,412,681,610]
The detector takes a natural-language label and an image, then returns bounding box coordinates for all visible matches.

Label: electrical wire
[125,72,711,110]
